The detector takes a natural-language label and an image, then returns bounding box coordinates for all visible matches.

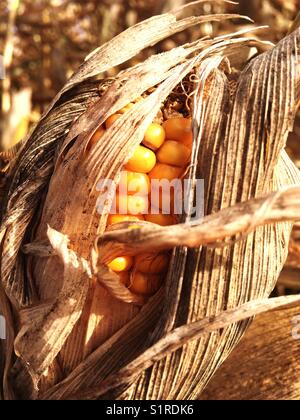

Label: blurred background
[0,0,300,295]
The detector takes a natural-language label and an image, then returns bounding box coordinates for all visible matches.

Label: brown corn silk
[0,2,300,400]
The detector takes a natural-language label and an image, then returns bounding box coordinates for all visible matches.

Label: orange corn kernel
[105,114,122,129]
[148,163,183,182]
[145,214,176,226]
[89,126,105,149]
[118,171,150,196]
[129,272,163,296]
[107,256,133,272]
[107,214,144,225]
[135,253,170,274]
[157,140,191,167]
[142,123,166,151]
[125,145,156,173]
[179,131,193,149]
[118,103,135,114]
[162,117,192,141]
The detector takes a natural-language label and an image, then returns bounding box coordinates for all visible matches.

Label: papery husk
[200,302,300,400]
[63,294,300,400]
[1,3,300,401]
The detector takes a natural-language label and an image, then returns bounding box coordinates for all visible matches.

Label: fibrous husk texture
[200,303,300,400]
[0,1,300,400]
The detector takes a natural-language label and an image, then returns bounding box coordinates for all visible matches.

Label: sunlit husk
[201,303,300,400]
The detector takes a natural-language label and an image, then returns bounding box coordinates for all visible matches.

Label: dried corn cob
[103,106,193,297]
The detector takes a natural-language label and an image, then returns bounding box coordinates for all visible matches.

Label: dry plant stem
[98,187,300,261]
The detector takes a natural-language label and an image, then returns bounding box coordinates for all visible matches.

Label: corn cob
[99,107,193,297]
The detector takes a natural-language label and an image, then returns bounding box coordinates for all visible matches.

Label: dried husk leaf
[46,5,252,117]
[63,295,300,400]
[200,303,300,400]
[14,227,91,388]
[0,81,100,306]
[0,5,300,401]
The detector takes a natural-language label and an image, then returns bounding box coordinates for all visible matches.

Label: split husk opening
[0,2,300,400]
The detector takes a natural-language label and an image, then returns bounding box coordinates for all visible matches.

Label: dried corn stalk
[1,2,300,400]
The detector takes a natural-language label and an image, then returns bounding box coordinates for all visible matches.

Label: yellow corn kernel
[162,117,192,141]
[125,145,156,173]
[148,163,183,182]
[118,103,135,114]
[114,194,149,215]
[107,214,144,225]
[105,114,122,129]
[118,171,150,196]
[129,272,163,296]
[157,140,191,167]
[145,214,176,226]
[134,253,170,274]
[142,123,166,151]
[108,256,133,272]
